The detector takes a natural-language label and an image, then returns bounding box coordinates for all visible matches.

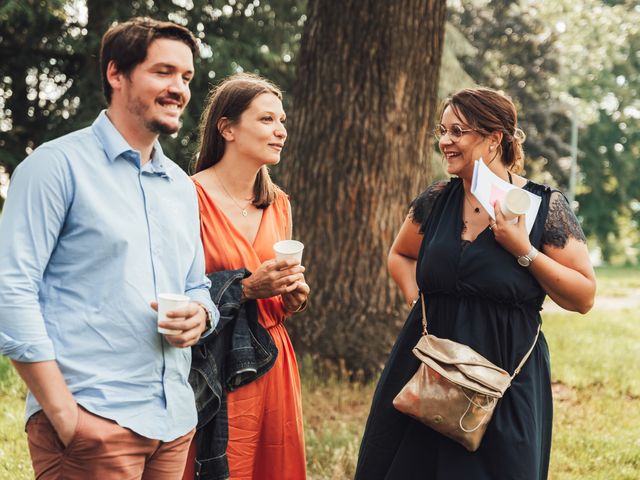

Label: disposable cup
[501,188,530,221]
[157,293,190,335]
[273,240,304,264]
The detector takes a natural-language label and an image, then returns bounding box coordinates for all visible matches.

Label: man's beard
[146,118,179,135]
[127,95,181,135]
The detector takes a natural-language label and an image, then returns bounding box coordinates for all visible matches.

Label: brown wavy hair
[441,87,526,173]
[192,73,282,208]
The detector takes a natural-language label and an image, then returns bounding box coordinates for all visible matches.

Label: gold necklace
[213,169,253,217]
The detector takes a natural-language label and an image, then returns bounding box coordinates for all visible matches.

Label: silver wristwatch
[517,246,539,267]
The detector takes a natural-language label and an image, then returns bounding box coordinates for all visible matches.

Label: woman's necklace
[464,192,481,214]
[213,169,252,217]
[462,170,511,214]
[461,170,513,234]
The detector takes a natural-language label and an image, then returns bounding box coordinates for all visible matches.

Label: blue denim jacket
[188,268,278,480]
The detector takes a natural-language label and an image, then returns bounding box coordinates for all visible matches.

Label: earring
[489,145,495,151]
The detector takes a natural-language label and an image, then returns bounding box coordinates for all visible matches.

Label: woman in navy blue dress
[355,87,596,480]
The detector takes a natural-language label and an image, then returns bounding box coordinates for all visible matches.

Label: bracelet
[287,299,308,314]
[239,280,248,303]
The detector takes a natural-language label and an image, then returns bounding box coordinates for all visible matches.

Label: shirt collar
[91,111,173,179]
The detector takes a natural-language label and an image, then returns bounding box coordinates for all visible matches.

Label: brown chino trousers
[26,406,195,480]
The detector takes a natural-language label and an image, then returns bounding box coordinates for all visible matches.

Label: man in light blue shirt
[0,17,218,479]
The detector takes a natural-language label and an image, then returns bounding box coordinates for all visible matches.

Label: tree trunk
[282,0,447,377]
[69,0,114,127]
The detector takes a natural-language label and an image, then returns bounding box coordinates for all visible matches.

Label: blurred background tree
[539,0,640,263]
[280,0,447,375]
[448,0,570,184]
[446,0,640,264]
[0,0,305,174]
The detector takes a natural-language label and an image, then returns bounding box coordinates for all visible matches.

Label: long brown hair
[193,73,283,208]
[442,87,526,173]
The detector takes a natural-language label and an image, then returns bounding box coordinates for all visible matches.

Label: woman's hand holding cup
[282,278,310,313]
[241,258,305,300]
[491,201,532,258]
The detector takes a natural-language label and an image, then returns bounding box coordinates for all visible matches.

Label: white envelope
[470,159,541,234]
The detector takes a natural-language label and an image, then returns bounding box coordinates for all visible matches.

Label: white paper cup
[273,240,304,264]
[157,293,190,335]
[501,188,530,221]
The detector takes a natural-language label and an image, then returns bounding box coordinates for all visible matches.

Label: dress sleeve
[541,191,587,248]
[408,180,447,226]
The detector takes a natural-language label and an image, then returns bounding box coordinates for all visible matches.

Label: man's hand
[47,402,79,447]
[151,301,207,348]
[10,360,79,447]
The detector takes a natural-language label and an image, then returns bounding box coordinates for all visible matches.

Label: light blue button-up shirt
[0,111,218,441]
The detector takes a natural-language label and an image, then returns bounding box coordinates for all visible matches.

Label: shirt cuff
[187,290,218,336]
[0,332,56,362]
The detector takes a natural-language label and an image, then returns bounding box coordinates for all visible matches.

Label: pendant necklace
[213,169,252,217]
[463,171,512,214]
[464,192,481,214]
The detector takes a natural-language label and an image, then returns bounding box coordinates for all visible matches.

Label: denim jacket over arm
[189,268,278,480]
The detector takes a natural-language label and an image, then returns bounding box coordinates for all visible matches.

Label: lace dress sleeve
[542,191,587,248]
[409,180,447,230]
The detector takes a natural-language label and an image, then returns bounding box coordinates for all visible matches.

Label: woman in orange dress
[184,73,309,480]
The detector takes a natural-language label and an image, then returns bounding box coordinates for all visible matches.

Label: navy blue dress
[355,178,558,480]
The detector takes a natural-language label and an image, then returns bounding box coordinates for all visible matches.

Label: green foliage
[0,0,72,174]
[448,0,571,183]
[0,0,305,173]
[447,0,640,262]
[438,22,475,98]
[2,1,637,262]
[578,111,640,260]
[538,0,640,261]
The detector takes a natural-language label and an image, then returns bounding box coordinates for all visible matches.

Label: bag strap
[419,292,540,380]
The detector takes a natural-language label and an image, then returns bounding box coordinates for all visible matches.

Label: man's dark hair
[100,17,197,104]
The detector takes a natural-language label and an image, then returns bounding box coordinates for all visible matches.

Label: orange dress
[185,179,306,480]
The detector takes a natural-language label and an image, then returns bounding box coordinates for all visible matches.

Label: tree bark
[69,0,114,126]
[282,0,447,376]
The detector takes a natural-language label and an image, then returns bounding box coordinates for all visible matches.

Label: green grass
[300,359,374,480]
[593,265,640,297]
[2,267,639,479]
[544,309,640,479]
[0,357,31,480]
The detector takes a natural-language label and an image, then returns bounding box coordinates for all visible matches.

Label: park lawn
[1,284,639,479]
[302,267,640,480]
[302,306,640,480]
[0,358,31,479]
[544,308,640,480]
[592,265,640,297]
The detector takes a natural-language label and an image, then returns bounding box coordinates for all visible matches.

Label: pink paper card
[489,184,507,208]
